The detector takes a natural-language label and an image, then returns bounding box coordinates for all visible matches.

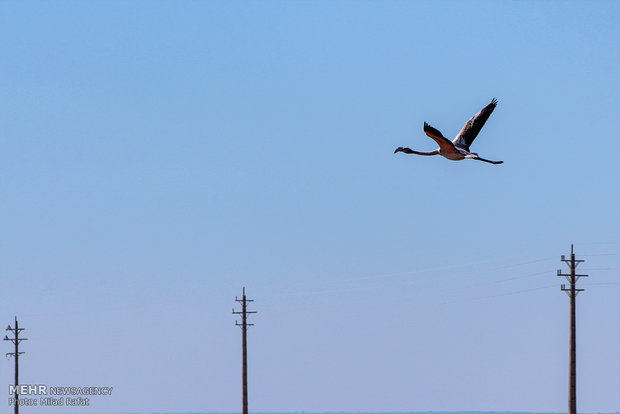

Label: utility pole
[232,287,256,414]
[4,317,27,414]
[557,244,587,414]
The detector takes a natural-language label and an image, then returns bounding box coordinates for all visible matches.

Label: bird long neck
[405,148,439,156]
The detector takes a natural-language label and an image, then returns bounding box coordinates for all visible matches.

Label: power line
[260,255,558,299]
[578,267,620,271]
[580,253,620,257]
[261,260,557,301]
[426,283,558,309]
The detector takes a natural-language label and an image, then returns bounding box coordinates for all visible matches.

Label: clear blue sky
[1,1,619,412]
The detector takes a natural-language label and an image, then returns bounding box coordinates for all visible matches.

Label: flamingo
[394,98,503,164]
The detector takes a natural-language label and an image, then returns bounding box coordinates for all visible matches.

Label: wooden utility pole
[232,287,256,414]
[4,317,27,414]
[557,244,587,414]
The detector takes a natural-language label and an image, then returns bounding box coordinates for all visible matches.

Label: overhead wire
[260,256,557,299]
[424,283,559,309]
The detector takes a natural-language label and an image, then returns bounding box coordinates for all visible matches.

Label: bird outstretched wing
[424,122,458,153]
[453,98,498,151]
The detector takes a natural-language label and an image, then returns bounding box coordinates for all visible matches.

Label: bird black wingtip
[490,97,498,106]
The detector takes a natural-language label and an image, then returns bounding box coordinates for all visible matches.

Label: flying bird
[394,98,503,164]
